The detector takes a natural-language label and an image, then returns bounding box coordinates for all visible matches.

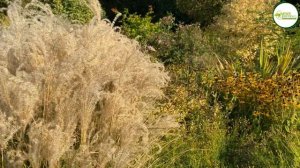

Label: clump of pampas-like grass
[0,1,171,167]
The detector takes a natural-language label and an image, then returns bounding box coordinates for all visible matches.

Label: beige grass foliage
[0,1,170,167]
[209,0,282,62]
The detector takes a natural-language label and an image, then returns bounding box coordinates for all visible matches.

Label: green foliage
[2,0,300,167]
[115,1,300,167]
[99,0,182,23]
[147,66,226,168]
[0,12,9,26]
[214,72,300,167]
[121,6,218,66]
[123,18,216,66]
[0,0,8,25]
[50,0,64,13]
[0,0,8,7]
[259,39,299,77]
[152,24,216,66]
[288,29,300,69]
[122,9,163,44]
[0,0,94,24]
[46,0,94,23]
[176,0,227,26]
[148,33,300,167]
[207,40,300,167]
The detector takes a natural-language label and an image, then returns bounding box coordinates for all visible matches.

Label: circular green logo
[273,3,299,28]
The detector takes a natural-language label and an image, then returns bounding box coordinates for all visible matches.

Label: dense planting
[1,0,300,167]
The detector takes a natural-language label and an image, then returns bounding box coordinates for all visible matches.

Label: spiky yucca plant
[259,39,299,77]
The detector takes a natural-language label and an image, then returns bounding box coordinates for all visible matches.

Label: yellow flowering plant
[200,39,300,166]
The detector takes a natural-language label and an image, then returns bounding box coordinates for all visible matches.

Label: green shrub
[146,66,226,168]
[176,0,227,26]
[121,11,217,66]
[152,24,211,65]
[0,0,95,24]
[0,0,8,25]
[43,0,94,23]
[122,14,225,167]
[122,9,164,45]
[99,0,182,23]
[0,12,9,26]
[0,0,8,8]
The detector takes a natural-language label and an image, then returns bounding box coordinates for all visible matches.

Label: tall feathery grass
[0,1,172,167]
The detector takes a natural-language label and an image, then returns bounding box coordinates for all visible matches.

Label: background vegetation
[118,0,300,167]
[0,0,300,167]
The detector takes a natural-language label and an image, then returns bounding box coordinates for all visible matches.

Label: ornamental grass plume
[0,1,170,167]
[208,0,282,64]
